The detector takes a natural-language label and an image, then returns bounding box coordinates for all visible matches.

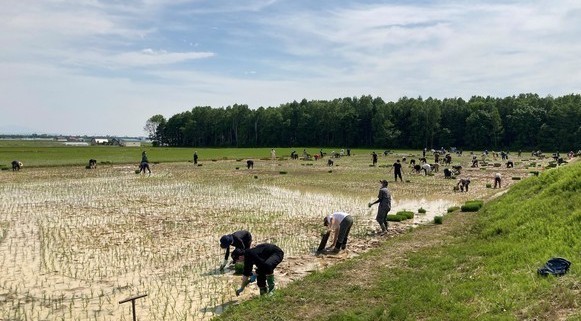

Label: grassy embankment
[216,161,581,321]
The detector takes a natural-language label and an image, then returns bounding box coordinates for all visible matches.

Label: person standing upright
[368,180,392,235]
[393,159,403,182]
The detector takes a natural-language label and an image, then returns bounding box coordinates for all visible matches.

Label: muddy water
[392,198,457,225]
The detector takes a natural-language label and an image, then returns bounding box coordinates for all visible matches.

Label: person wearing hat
[234,243,284,296]
[219,230,252,271]
[368,180,392,235]
[323,212,353,254]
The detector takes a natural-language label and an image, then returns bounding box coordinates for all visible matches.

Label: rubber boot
[259,287,268,296]
[266,275,276,293]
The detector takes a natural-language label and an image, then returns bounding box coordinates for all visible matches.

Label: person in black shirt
[372,152,378,166]
[393,159,403,182]
[140,151,151,174]
[234,243,284,296]
[457,178,470,192]
[219,230,252,271]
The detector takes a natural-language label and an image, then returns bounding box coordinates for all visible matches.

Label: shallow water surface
[392,198,457,224]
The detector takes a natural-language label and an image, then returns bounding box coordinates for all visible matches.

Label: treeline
[145,93,581,151]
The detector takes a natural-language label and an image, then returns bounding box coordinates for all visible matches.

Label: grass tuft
[461,200,484,212]
[447,206,460,213]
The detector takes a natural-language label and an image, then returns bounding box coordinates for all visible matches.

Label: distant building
[64,142,89,146]
[119,139,141,147]
[91,138,109,145]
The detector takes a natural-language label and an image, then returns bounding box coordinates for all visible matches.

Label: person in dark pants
[219,230,252,271]
[494,173,502,188]
[457,178,470,192]
[372,152,378,166]
[323,212,354,253]
[140,151,151,174]
[369,180,391,235]
[393,159,403,182]
[11,160,22,171]
[234,243,284,296]
[193,151,198,165]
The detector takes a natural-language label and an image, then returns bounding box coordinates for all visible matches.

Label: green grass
[386,214,406,222]
[0,140,414,167]
[461,200,484,212]
[396,210,415,219]
[216,161,581,321]
[447,206,460,213]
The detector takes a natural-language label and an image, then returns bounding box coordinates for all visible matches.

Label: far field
[0,144,557,320]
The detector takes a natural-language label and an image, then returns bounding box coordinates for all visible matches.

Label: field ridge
[216,160,581,321]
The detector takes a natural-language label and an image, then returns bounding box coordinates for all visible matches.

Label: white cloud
[1,0,580,135]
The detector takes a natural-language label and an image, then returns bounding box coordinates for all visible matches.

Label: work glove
[235,288,244,296]
[219,259,228,271]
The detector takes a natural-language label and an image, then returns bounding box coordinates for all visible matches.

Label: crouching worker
[219,230,252,271]
[234,243,284,296]
[12,160,22,171]
[457,178,470,192]
[323,212,353,254]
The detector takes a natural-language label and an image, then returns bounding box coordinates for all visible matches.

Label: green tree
[143,114,166,144]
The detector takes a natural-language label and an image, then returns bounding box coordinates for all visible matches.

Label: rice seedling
[0,150,542,320]
[434,216,443,224]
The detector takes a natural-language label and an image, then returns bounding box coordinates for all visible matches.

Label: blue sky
[1,0,580,136]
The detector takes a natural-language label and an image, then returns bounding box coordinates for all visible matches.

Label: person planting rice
[234,243,284,296]
[11,160,22,171]
[444,168,453,178]
[368,180,391,235]
[457,178,471,192]
[494,172,502,188]
[88,159,97,169]
[422,163,432,175]
[412,164,422,174]
[140,151,151,174]
[219,230,252,271]
[322,212,353,253]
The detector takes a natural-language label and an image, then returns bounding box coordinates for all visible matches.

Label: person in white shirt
[494,173,502,188]
[323,212,353,254]
[422,163,431,175]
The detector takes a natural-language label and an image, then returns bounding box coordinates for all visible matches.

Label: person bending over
[219,230,252,271]
[234,243,284,296]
